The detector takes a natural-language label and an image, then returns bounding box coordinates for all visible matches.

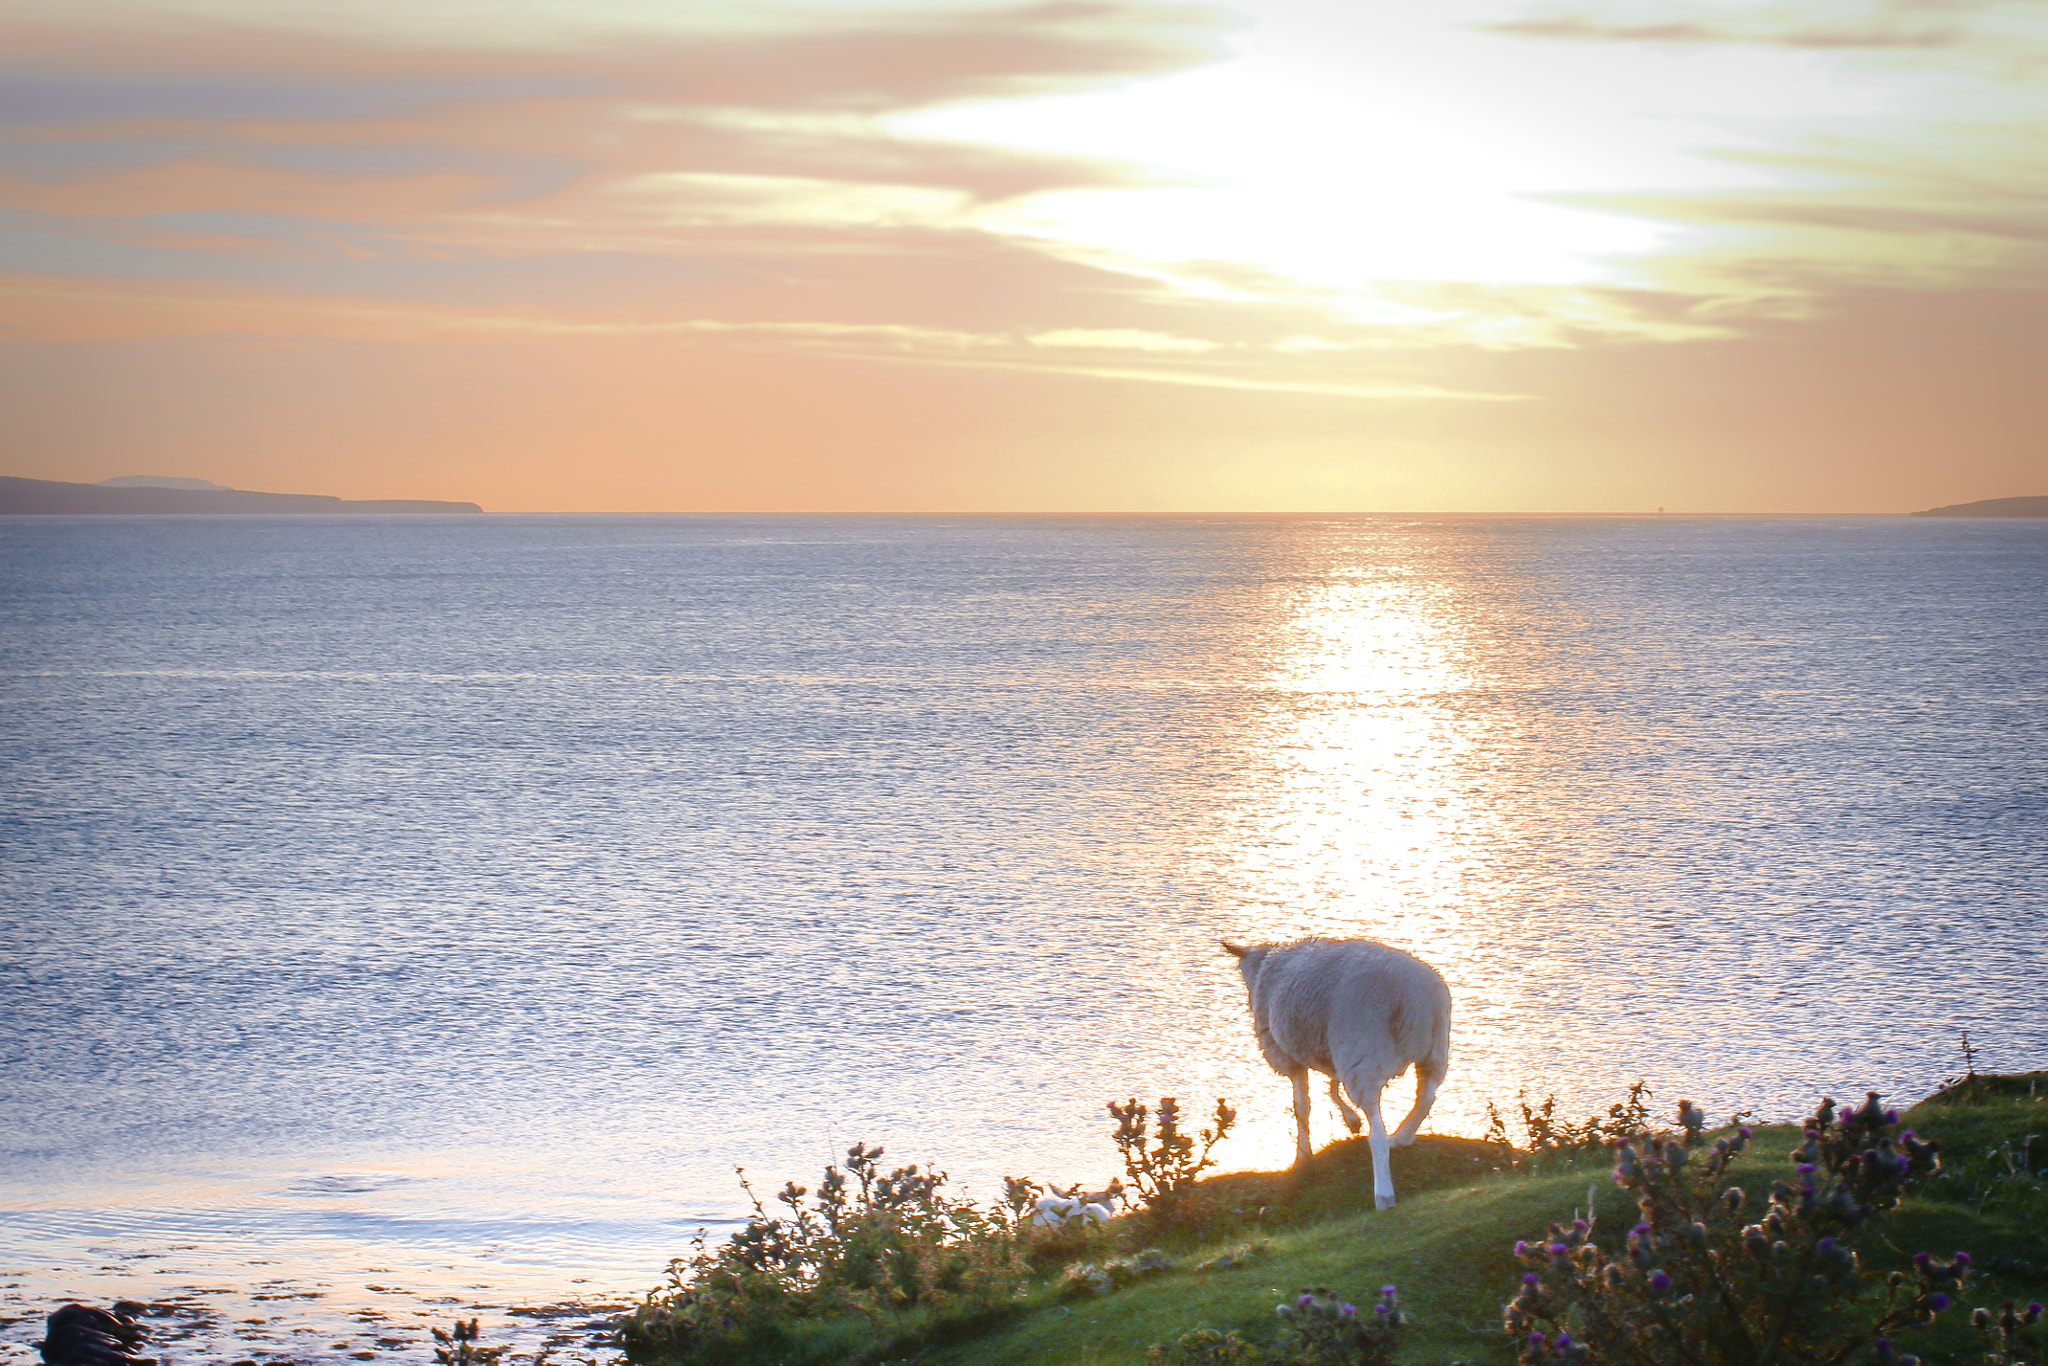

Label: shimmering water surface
[4,514,2045,1359]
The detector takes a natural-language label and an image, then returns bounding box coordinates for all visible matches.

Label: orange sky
[2,0,2044,512]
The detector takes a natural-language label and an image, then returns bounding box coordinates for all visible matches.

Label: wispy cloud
[1026,326,1219,351]
[1481,0,2048,54]
[0,3,1218,261]
[10,0,2041,359]
[0,267,1532,405]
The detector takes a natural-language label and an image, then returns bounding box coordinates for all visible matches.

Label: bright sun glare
[892,0,1991,308]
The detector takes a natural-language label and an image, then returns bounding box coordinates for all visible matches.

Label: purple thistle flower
[1818,1237,1834,1252]
[1554,1332,1573,1349]
[1548,1242,1569,1255]
[1954,1251,1971,1266]
[1797,1163,1816,1175]
[1340,1304,1356,1318]
[1523,1272,1540,1285]
[1373,1304,1388,1316]
[1930,1293,1949,1311]
[1381,1285,1396,1296]
[1298,1293,1314,1307]
[1514,1240,1527,1255]
[1914,1252,1932,1268]
[1631,1223,1651,1238]
[1650,1271,1671,1292]
[1885,1109,1898,1124]
[1738,1126,1753,1138]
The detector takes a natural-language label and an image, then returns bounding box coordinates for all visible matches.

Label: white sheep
[1031,1193,1082,1228]
[1223,936,1451,1210]
[1030,1180,1125,1228]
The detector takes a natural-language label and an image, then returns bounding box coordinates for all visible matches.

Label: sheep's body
[1031,1182,1123,1228]
[1224,936,1451,1210]
[1031,1194,1078,1228]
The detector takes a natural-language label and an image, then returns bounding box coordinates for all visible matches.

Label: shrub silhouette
[618,1141,1028,1363]
[1110,1096,1238,1231]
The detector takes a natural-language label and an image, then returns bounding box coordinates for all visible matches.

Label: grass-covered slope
[919,1083,2048,1365]
[626,1078,2048,1366]
[920,1153,1605,1365]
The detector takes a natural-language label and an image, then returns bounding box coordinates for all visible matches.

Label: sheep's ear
[1219,939,1247,958]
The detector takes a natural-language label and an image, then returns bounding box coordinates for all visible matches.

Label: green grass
[634,1081,2048,1366]
[1908,1072,2048,1225]
[917,1156,1592,1366]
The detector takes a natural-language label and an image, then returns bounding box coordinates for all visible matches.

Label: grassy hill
[621,1077,2048,1366]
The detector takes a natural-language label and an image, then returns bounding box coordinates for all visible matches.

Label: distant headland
[1911,495,2048,517]
[0,474,482,515]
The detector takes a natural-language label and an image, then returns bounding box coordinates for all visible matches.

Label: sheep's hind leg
[1290,1070,1314,1169]
[1362,1091,1396,1209]
[1327,1076,1363,1135]
[1391,1065,1441,1149]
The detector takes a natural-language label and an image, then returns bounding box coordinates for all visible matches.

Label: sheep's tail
[1419,990,1452,1082]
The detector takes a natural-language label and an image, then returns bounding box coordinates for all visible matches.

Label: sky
[1,0,2044,512]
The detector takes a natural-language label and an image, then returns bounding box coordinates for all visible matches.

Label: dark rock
[37,1305,150,1366]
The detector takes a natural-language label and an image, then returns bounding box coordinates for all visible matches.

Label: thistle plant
[1002,1174,1044,1221]
[1972,1299,2045,1366]
[1273,1285,1405,1366]
[1146,1327,1260,1365]
[1108,1096,1238,1228]
[1504,1092,1959,1366]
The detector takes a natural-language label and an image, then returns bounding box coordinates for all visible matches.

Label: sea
[2,513,2044,1362]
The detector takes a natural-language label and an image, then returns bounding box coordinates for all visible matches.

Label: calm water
[3,514,2045,1359]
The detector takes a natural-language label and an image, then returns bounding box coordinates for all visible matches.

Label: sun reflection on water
[1196,547,1518,1165]
[1244,570,1487,941]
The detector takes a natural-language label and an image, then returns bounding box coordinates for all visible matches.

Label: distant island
[0,474,482,515]
[1911,495,2048,518]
